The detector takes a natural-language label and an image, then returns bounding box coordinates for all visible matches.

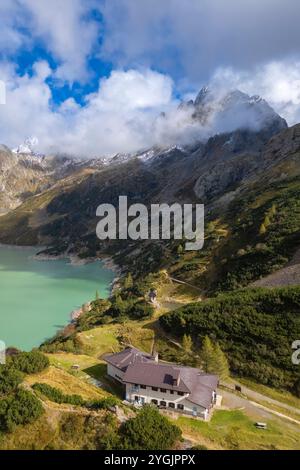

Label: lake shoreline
[0,244,117,351]
[0,242,121,276]
[33,251,122,289]
[33,252,122,338]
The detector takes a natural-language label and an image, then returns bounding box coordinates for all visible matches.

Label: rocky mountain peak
[194,85,212,106]
[190,87,288,136]
[12,136,41,156]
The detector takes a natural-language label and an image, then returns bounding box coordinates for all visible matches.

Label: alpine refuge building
[103,347,219,420]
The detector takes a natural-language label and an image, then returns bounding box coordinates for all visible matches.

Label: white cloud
[98,0,300,84]
[1,60,300,159]
[0,65,179,156]
[0,0,29,54]
[211,61,300,125]
[93,69,173,110]
[57,69,176,156]
[0,61,65,151]
[0,0,99,83]
[21,0,100,82]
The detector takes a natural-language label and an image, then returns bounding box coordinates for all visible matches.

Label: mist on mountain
[7,86,287,160]
[137,86,287,155]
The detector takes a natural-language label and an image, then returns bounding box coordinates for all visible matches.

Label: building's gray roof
[123,360,191,394]
[104,347,218,409]
[103,347,156,372]
[179,367,219,409]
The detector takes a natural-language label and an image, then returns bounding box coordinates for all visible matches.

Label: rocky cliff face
[0,145,107,214]
[0,146,60,213]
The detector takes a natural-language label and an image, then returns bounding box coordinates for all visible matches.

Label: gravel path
[221,387,300,427]
[224,382,300,416]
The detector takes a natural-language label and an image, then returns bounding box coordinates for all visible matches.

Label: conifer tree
[213,342,229,379]
[259,223,266,235]
[182,334,192,353]
[200,336,215,373]
[270,204,277,216]
[264,215,271,227]
[124,273,133,289]
[200,337,229,378]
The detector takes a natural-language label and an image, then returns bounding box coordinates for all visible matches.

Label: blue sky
[0,0,300,156]
[0,1,111,106]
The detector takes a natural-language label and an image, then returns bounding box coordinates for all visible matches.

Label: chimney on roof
[172,374,180,386]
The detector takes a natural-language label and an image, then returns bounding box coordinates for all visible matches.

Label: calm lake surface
[0,246,115,350]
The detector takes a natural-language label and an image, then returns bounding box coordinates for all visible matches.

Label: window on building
[177,391,184,396]
[151,399,158,405]
[160,388,166,393]
[170,390,174,394]
[160,401,167,407]
[152,386,158,391]
[168,402,175,408]
[134,396,139,402]
[177,404,184,410]
[140,385,146,389]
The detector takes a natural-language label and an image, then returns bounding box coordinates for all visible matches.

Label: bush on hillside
[10,351,49,374]
[87,396,119,410]
[215,181,300,291]
[0,389,44,432]
[119,405,182,450]
[76,299,112,331]
[160,287,300,392]
[0,365,24,395]
[39,333,84,354]
[32,383,84,406]
[129,301,155,319]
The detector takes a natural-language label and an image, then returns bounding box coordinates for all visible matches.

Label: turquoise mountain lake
[0,246,115,351]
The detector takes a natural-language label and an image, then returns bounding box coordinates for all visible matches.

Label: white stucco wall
[107,363,124,382]
[125,383,188,404]
[181,398,207,417]
[125,383,210,417]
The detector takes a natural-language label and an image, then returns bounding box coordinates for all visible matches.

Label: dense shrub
[119,405,182,450]
[129,301,155,319]
[106,294,154,321]
[0,389,44,432]
[160,287,300,392]
[293,378,300,398]
[214,180,300,291]
[58,412,120,450]
[107,292,132,318]
[10,351,49,374]
[88,396,119,410]
[32,383,84,406]
[76,299,111,331]
[0,365,24,395]
[40,333,84,354]
[166,178,300,294]
[123,278,153,297]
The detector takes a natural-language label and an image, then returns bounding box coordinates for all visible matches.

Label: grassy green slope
[168,176,300,294]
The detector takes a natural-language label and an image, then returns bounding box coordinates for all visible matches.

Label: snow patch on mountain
[191,87,287,135]
[12,137,43,157]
